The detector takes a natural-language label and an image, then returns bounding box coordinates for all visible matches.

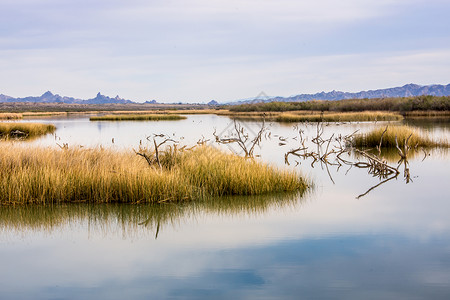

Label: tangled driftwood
[213,119,266,158]
[284,122,418,199]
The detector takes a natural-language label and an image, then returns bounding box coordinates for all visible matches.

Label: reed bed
[90,114,187,121]
[216,111,281,119]
[0,145,308,205]
[168,109,227,115]
[216,110,403,122]
[215,110,324,121]
[0,122,56,139]
[22,112,68,117]
[85,109,224,116]
[0,113,23,120]
[276,111,403,122]
[352,125,449,148]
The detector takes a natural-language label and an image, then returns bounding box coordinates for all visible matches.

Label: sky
[0,0,449,103]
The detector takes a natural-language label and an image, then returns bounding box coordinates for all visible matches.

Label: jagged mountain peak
[0,91,135,104]
[42,91,54,97]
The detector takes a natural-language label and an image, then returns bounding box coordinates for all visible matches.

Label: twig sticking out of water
[213,119,266,158]
[284,121,412,198]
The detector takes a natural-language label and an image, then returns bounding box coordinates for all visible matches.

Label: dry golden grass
[167,109,227,115]
[216,111,282,120]
[352,125,449,148]
[0,113,23,120]
[0,122,56,139]
[90,114,187,121]
[276,111,403,122]
[215,110,403,122]
[22,112,68,117]
[0,145,308,205]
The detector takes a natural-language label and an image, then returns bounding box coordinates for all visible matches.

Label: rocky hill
[235,84,450,104]
[0,91,134,104]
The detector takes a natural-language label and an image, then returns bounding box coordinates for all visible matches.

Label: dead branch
[395,133,412,160]
[284,121,410,198]
[135,134,178,168]
[377,126,388,155]
[213,119,266,158]
[56,143,69,150]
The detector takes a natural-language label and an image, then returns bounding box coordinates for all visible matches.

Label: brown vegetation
[0,144,308,205]
[352,125,449,148]
[276,111,403,122]
[0,113,23,120]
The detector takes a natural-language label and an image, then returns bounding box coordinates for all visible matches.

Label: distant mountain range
[233,83,450,104]
[1,84,450,105]
[0,91,135,104]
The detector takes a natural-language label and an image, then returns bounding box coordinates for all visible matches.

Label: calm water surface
[1,115,449,299]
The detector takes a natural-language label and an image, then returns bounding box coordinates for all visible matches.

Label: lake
[1,115,450,299]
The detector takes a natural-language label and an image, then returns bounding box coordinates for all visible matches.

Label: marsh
[1,114,449,299]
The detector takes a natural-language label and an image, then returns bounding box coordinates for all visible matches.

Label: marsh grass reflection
[0,192,306,238]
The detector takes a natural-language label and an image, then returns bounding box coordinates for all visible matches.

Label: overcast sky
[1,0,449,103]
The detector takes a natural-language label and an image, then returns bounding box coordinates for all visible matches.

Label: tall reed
[0,145,308,205]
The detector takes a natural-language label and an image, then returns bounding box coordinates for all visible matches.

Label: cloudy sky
[1,0,449,103]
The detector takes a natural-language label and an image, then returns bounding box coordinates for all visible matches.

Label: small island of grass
[0,122,56,139]
[352,125,449,148]
[0,113,23,120]
[275,111,403,123]
[90,114,187,121]
[0,145,308,205]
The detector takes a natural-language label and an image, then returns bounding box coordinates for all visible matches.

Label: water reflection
[404,117,450,130]
[0,192,305,238]
[12,115,450,201]
[2,115,450,299]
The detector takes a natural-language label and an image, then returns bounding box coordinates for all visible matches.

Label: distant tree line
[228,95,450,112]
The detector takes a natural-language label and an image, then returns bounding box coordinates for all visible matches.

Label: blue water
[1,115,449,299]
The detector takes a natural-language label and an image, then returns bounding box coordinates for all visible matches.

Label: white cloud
[0,0,449,101]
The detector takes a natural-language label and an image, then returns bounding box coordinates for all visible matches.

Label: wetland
[1,113,450,299]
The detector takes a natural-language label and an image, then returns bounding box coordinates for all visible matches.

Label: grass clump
[178,147,304,195]
[352,125,449,148]
[216,111,403,122]
[0,145,308,205]
[0,113,23,120]
[0,122,56,139]
[90,114,187,121]
[276,111,403,123]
